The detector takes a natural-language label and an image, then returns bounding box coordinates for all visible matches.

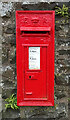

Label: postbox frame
[16,11,55,106]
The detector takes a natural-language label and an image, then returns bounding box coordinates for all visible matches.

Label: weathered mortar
[0,1,70,120]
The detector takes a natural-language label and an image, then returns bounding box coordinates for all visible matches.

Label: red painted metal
[20,27,51,31]
[16,11,55,106]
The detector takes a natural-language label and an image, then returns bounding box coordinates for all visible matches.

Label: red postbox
[16,11,55,106]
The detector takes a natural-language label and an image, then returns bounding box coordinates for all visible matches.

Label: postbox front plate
[16,11,55,106]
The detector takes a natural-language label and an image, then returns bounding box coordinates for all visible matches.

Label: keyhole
[29,76,31,79]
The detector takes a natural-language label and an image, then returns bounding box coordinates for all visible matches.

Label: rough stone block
[0,3,13,17]
[55,85,68,99]
[20,103,67,119]
[55,74,69,85]
[2,45,8,64]
[2,64,16,83]
[2,88,17,99]
[2,107,20,119]
[2,76,16,89]
[8,46,16,64]
[3,34,16,45]
[3,23,15,34]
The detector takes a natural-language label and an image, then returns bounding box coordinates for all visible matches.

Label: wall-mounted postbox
[16,11,55,106]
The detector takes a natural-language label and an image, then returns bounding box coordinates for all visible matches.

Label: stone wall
[0,1,70,120]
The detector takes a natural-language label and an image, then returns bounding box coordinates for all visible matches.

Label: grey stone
[3,19,15,34]
[55,74,69,85]
[55,85,67,99]
[2,107,20,119]
[0,2,13,17]
[0,112,2,120]
[3,24,15,34]
[2,88,17,99]
[58,50,70,55]
[8,46,16,64]
[22,2,50,10]
[22,0,50,4]
[2,64,16,90]
[2,76,16,89]
[0,94,2,120]
[2,46,8,64]
[0,94,2,112]
[20,103,67,119]
[2,65,15,82]
[3,34,16,45]
[0,0,70,2]
[0,87,2,94]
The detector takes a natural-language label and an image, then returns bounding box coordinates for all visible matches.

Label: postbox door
[24,46,47,100]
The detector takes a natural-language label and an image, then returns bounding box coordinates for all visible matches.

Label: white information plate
[29,47,40,70]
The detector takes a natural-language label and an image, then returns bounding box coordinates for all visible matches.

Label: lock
[16,10,55,106]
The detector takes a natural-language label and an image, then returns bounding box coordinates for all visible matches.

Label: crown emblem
[31,17,39,24]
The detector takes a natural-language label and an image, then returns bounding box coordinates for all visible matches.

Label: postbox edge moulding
[16,10,55,106]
